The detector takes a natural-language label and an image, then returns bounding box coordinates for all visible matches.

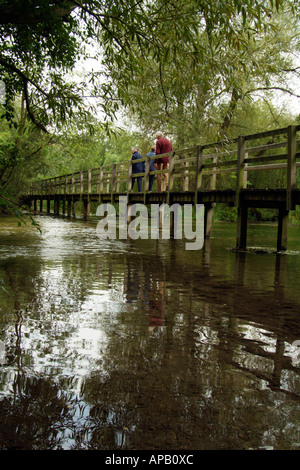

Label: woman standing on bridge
[155,131,172,191]
[131,147,145,192]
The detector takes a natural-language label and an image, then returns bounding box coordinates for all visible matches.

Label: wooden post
[88,169,92,195]
[287,125,297,210]
[111,164,116,192]
[73,200,77,217]
[111,164,116,203]
[63,176,67,214]
[244,155,248,188]
[96,170,100,194]
[80,171,84,200]
[127,204,132,224]
[194,145,203,204]
[236,135,248,250]
[67,199,72,218]
[170,209,175,239]
[106,171,110,193]
[144,156,150,192]
[184,160,189,191]
[277,207,289,251]
[204,154,217,237]
[167,152,175,205]
[143,157,150,205]
[204,203,213,238]
[83,199,90,220]
[54,198,59,215]
[236,135,246,206]
[65,176,68,195]
[61,176,66,215]
[58,177,62,215]
[127,161,132,192]
[99,167,104,194]
[71,174,75,217]
[210,156,217,191]
[116,170,120,193]
[47,198,51,214]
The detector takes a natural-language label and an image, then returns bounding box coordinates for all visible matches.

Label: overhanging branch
[0,1,76,25]
[246,86,300,99]
[22,80,48,133]
[0,56,49,131]
[0,57,49,98]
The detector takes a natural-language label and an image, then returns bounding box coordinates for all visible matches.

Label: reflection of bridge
[77,241,300,405]
[25,125,300,251]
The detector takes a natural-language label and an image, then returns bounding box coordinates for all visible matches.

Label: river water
[0,214,300,450]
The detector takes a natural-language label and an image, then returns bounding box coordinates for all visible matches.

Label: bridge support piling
[127,204,134,223]
[170,211,175,239]
[277,208,289,252]
[67,200,72,218]
[72,200,77,217]
[83,200,90,220]
[54,198,59,215]
[236,204,248,251]
[204,204,214,238]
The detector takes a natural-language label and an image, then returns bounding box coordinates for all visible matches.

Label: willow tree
[0,0,294,133]
[104,0,300,145]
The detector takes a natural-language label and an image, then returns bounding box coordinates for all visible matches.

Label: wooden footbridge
[25,125,300,251]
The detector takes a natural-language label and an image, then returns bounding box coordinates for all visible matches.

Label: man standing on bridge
[131,146,144,192]
[155,131,172,191]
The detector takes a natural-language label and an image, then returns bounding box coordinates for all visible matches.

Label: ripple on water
[0,216,300,450]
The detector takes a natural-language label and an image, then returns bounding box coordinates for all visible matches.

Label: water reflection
[0,216,300,449]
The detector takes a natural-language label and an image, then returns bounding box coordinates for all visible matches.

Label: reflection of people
[155,131,172,191]
[131,147,144,192]
[146,145,156,191]
[148,280,164,331]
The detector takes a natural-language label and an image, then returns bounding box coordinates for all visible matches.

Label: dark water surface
[0,215,300,450]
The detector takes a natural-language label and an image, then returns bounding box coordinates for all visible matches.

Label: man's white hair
[156,131,164,138]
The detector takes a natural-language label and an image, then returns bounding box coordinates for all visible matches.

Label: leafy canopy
[0,0,292,132]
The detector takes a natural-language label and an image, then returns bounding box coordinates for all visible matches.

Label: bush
[213,204,237,222]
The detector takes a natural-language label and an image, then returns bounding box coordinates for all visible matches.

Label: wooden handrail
[28,126,300,204]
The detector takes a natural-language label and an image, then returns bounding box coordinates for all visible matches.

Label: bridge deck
[28,188,300,206]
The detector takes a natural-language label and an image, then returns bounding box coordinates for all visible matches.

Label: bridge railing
[30,125,300,208]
